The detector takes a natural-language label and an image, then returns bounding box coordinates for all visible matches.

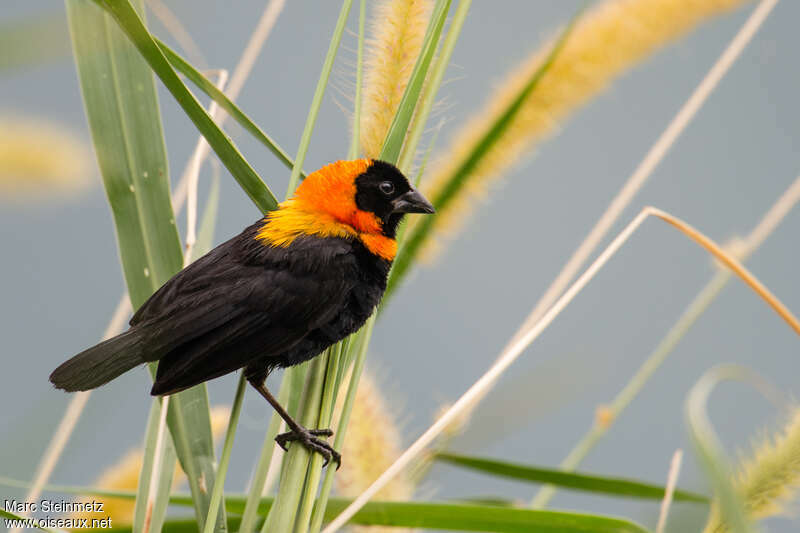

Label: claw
[275,426,341,468]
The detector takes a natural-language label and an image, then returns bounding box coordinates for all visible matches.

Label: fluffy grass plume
[334,369,415,532]
[703,408,800,532]
[420,0,751,251]
[359,0,432,159]
[67,406,230,527]
[0,116,91,197]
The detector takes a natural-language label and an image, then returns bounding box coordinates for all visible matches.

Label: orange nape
[256,159,398,261]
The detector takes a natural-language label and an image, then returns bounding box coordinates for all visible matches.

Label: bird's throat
[255,204,397,261]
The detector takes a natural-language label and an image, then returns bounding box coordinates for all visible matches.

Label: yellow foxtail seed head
[419,0,751,257]
[703,408,800,532]
[0,116,91,198]
[68,406,230,527]
[359,0,433,159]
[333,368,415,532]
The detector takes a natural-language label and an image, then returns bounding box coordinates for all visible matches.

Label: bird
[49,159,434,466]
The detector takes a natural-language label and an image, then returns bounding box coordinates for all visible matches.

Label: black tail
[50,329,148,392]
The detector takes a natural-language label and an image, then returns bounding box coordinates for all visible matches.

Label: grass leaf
[378,0,452,164]
[436,452,708,503]
[155,39,303,179]
[396,0,471,173]
[263,1,355,531]
[132,399,176,533]
[96,0,278,214]
[0,508,58,533]
[65,1,225,530]
[67,0,182,302]
[686,366,758,533]
[0,481,650,533]
[101,502,650,533]
[284,0,354,194]
[386,6,581,297]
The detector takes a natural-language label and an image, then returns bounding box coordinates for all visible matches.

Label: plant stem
[378,0,451,164]
[531,270,731,508]
[348,0,366,161]
[285,0,354,195]
[531,174,800,508]
[295,345,343,533]
[202,376,246,533]
[397,0,471,173]
[238,383,289,532]
[262,357,328,532]
[309,316,375,533]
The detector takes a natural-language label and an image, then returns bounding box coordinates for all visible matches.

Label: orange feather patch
[255,160,397,261]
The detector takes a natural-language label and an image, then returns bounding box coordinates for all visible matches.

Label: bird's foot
[275,427,341,468]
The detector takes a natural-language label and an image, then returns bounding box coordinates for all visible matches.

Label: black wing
[131,223,360,395]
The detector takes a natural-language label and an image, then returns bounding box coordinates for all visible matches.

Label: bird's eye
[379,181,395,195]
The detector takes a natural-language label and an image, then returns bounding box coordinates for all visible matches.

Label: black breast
[242,233,391,377]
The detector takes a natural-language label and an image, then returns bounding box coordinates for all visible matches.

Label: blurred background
[2,1,799,531]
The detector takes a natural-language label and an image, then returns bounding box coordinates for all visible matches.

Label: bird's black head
[354,160,435,238]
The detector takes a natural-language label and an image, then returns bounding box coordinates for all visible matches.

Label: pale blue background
[2,1,800,531]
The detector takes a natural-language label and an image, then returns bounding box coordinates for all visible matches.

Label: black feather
[49,329,148,391]
[51,160,407,398]
[146,225,389,395]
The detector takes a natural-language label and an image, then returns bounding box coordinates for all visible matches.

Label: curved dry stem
[21,4,286,525]
[184,70,228,261]
[512,0,779,344]
[532,174,800,508]
[322,205,800,532]
[649,207,800,336]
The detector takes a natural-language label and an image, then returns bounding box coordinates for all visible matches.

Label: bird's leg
[248,376,341,468]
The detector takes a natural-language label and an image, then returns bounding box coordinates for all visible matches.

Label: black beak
[391,189,435,214]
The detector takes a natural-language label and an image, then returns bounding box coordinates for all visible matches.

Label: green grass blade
[202,377,247,533]
[686,366,756,533]
[0,509,58,533]
[378,0,451,164]
[305,3,454,527]
[66,1,225,530]
[309,315,374,533]
[263,1,355,529]
[0,482,649,533]
[391,119,444,257]
[132,399,176,533]
[66,3,180,531]
[319,501,650,533]
[84,499,651,533]
[165,391,227,533]
[263,357,329,532]
[294,347,342,533]
[396,0,471,173]
[436,452,708,503]
[67,0,182,303]
[307,4,367,531]
[237,383,290,533]
[531,271,734,509]
[284,0,354,194]
[155,39,303,179]
[95,0,278,214]
[387,8,581,298]
[347,0,366,160]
